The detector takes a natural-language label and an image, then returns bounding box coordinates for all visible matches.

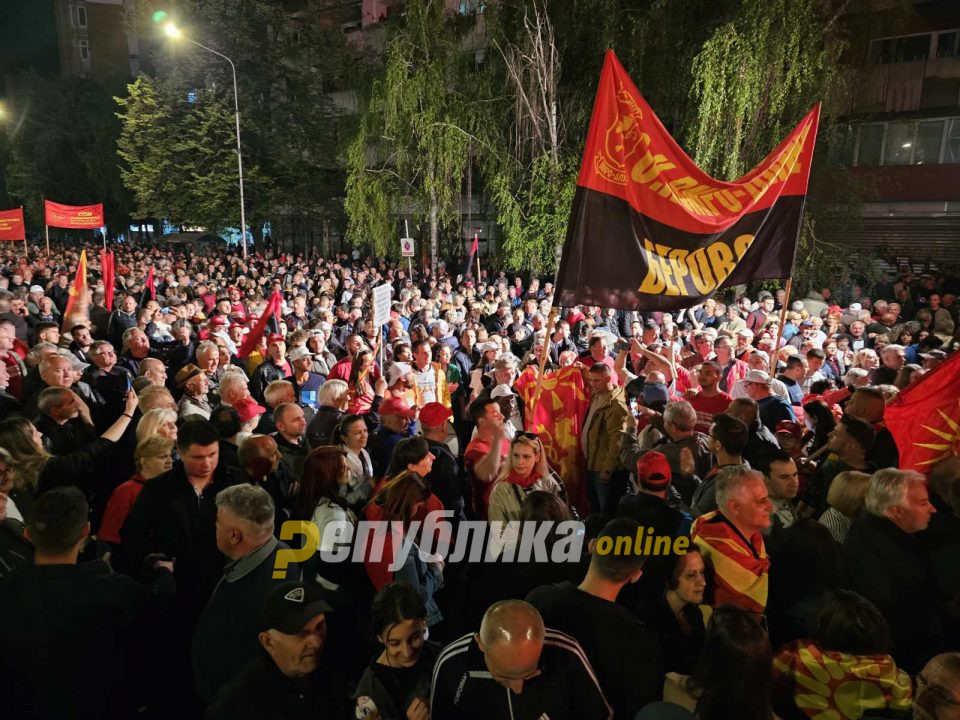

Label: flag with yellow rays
[884,349,960,473]
[515,365,591,514]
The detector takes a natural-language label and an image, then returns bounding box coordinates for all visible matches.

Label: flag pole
[527,306,558,431]
[769,277,793,378]
[474,233,481,282]
[21,205,27,260]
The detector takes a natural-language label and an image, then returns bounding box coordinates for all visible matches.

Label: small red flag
[884,351,960,473]
[238,291,283,358]
[470,234,478,255]
[63,250,88,321]
[0,208,26,241]
[145,267,156,300]
[101,250,115,310]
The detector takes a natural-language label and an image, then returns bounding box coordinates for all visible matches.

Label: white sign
[400,237,415,257]
[372,283,393,328]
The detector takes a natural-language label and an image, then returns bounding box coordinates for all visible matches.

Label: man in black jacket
[0,487,174,719]
[192,484,298,702]
[431,600,612,720]
[420,402,466,523]
[527,518,661,719]
[205,580,347,720]
[122,420,237,713]
[841,468,942,672]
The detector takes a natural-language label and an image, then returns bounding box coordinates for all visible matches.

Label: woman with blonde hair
[487,432,564,525]
[852,348,878,370]
[818,470,871,544]
[0,391,138,497]
[135,408,178,444]
[99,435,175,545]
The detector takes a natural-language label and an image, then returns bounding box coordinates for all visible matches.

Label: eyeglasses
[917,674,960,707]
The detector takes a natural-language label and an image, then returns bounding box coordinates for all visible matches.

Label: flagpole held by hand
[770,277,793,378]
[528,307,558,431]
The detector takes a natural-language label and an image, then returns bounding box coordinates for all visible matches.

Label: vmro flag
[0,208,26,241]
[515,365,591,513]
[101,250,115,311]
[237,290,283,359]
[555,50,820,311]
[44,200,104,230]
[884,351,960,473]
[63,250,89,321]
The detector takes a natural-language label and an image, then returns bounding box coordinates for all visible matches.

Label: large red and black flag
[555,50,820,311]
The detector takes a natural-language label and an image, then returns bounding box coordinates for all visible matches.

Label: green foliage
[4,72,132,229]
[115,74,269,233]
[688,0,841,179]
[344,0,473,270]
[492,154,578,273]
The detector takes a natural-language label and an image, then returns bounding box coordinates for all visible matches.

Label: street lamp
[164,22,248,258]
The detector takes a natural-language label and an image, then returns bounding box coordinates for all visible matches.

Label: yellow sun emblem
[914,399,960,466]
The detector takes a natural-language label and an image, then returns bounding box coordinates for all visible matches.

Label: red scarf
[507,469,538,489]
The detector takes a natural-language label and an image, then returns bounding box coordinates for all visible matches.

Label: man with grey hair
[621,399,713,505]
[842,468,940,672]
[431,599,612,719]
[192,484,298,702]
[34,387,96,456]
[870,343,906,385]
[691,466,772,613]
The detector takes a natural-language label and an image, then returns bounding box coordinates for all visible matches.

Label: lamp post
[164,23,248,258]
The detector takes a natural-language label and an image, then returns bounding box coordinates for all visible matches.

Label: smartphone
[300,389,317,407]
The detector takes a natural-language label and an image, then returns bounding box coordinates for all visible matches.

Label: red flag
[0,208,26,241]
[44,200,104,229]
[145,267,156,300]
[555,50,819,311]
[63,250,88,321]
[101,250,115,311]
[884,351,960,473]
[515,366,592,514]
[238,291,282,358]
[470,234,478,255]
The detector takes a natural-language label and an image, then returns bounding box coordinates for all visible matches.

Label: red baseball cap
[636,451,672,491]
[775,421,805,439]
[419,402,452,428]
[380,396,417,419]
[209,316,228,327]
[234,396,267,424]
[266,333,285,345]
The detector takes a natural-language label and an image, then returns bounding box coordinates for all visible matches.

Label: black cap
[261,581,333,634]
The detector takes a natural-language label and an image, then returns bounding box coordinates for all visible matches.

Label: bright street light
[163,22,248,258]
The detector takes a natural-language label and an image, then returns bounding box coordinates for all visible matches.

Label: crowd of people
[0,240,958,720]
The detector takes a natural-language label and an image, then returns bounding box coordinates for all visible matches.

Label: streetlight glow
[161,23,249,258]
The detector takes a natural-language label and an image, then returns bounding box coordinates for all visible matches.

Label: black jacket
[430,631,612,720]
[205,652,349,720]
[0,560,174,720]
[306,405,344,449]
[841,513,943,672]
[192,537,298,701]
[527,581,662,718]
[122,462,238,620]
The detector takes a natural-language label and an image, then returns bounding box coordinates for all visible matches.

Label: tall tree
[344,0,474,273]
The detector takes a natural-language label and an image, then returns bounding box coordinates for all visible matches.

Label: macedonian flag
[63,250,88,322]
[555,50,820,311]
[515,366,591,513]
[885,350,960,472]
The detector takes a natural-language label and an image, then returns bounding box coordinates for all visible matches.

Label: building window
[849,117,960,167]
[75,38,90,65]
[916,120,944,164]
[946,119,960,164]
[77,4,87,28]
[884,122,914,166]
[857,124,885,166]
[936,31,958,58]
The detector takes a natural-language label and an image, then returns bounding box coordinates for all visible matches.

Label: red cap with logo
[380,396,417,419]
[635,451,672,491]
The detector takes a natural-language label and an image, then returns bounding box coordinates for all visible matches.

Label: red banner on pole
[44,200,104,230]
[0,208,26,241]
[63,250,89,321]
